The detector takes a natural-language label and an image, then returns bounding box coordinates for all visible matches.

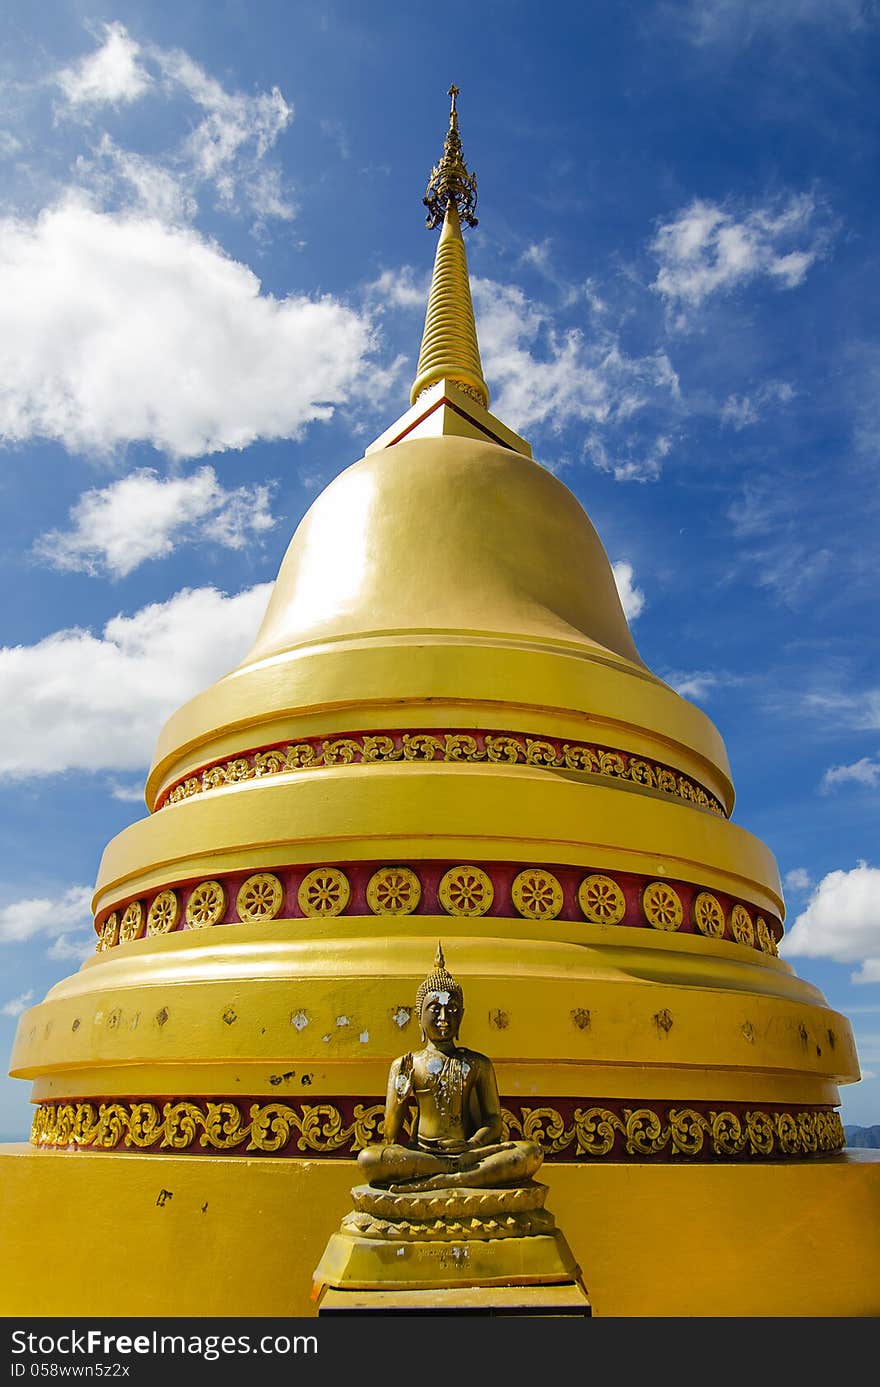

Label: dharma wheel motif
[97,911,118,952]
[756,917,777,955]
[185,880,226,929]
[366,867,421,915]
[147,889,180,936]
[642,881,683,930]
[578,874,626,925]
[237,873,284,922]
[730,903,755,947]
[692,891,725,938]
[118,901,144,943]
[511,869,564,921]
[297,868,351,917]
[438,865,494,916]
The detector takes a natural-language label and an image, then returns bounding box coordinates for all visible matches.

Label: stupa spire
[410,86,490,409]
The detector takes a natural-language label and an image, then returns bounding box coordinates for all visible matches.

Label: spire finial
[410,88,489,407]
[423,84,478,230]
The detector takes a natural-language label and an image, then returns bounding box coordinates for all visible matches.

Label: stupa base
[1,1144,879,1316]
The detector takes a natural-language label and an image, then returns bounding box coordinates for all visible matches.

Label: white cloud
[1,990,34,1017]
[57,22,152,109]
[471,278,680,442]
[84,135,197,224]
[612,561,646,621]
[753,542,833,607]
[368,267,428,310]
[782,862,880,982]
[785,867,813,892]
[727,480,777,538]
[675,0,871,47]
[0,199,375,457]
[55,25,295,224]
[0,583,272,779]
[158,46,292,211]
[584,432,672,484]
[47,933,96,962]
[368,266,680,473]
[821,757,880,793]
[720,381,795,430]
[34,466,277,578]
[651,195,829,326]
[0,886,92,944]
[663,670,721,702]
[108,780,146,803]
[803,688,880,730]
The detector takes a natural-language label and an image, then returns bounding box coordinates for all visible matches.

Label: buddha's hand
[393,1052,414,1099]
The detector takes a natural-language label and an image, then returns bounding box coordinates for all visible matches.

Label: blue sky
[0,0,878,1135]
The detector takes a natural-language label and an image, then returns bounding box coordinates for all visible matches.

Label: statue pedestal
[315,1283,591,1315]
[311,1180,589,1314]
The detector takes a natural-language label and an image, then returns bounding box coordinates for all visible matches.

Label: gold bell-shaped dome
[4,88,876,1322]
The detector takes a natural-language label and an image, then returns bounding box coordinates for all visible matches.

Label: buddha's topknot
[415,941,463,1011]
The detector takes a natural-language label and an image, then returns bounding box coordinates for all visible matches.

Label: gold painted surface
[1,1146,878,1316]
[26,1061,845,1109]
[410,204,489,407]
[94,770,781,919]
[230,437,645,672]
[365,380,532,458]
[146,640,734,813]
[9,924,859,1094]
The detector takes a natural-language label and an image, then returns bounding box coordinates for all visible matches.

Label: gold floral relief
[30,1098,844,1160]
[158,728,727,818]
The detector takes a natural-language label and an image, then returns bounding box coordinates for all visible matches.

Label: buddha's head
[415,942,464,1043]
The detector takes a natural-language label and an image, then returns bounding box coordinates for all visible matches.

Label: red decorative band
[95,859,783,957]
[157,727,727,818]
[31,1097,844,1162]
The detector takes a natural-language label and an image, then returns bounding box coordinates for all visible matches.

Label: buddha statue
[311,943,586,1308]
[358,944,543,1193]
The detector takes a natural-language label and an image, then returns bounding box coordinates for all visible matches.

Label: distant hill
[844,1125,880,1149]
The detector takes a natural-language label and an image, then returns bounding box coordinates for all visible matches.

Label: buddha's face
[419,990,462,1044]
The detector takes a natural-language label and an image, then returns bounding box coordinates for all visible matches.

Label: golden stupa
[2,90,878,1319]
